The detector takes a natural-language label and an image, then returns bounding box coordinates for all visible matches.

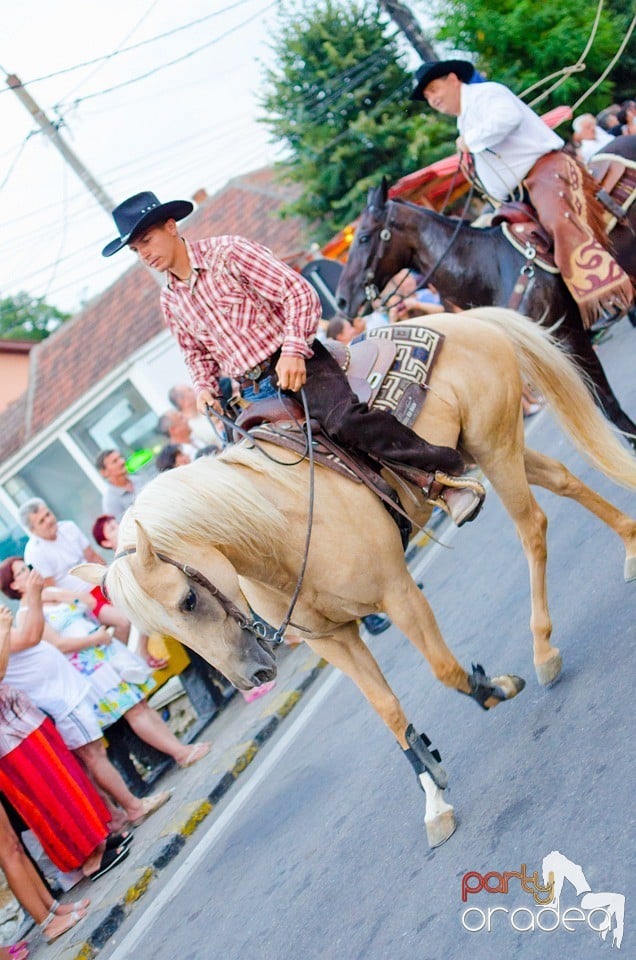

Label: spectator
[92,515,119,552]
[0,609,133,898]
[382,270,444,322]
[596,105,623,136]
[1,558,210,769]
[0,804,87,945]
[19,498,130,643]
[168,384,224,451]
[156,443,191,473]
[325,317,356,343]
[0,568,171,831]
[572,113,613,164]
[157,411,198,460]
[96,448,147,521]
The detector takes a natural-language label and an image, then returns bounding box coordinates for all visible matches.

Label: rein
[363,184,475,308]
[107,387,317,648]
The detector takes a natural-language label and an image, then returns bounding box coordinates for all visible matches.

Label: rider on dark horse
[101,192,485,526]
[411,59,635,331]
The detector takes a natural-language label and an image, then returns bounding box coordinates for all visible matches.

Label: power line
[0,0,261,95]
[59,2,278,109]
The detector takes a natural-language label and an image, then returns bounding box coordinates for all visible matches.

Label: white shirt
[577,127,613,164]
[4,636,91,720]
[458,82,564,201]
[24,519,91,593]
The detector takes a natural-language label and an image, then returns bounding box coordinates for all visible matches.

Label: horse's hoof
[624,556,636,582]
[535,650,562,686]
[426,808,457,848]
[482,673,526,709]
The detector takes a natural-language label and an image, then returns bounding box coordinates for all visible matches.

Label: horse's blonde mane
[120,452,289,556]
[108,452,295,633]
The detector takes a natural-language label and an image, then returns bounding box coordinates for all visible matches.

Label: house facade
[0,167,313,559]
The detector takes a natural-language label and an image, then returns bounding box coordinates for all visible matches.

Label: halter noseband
[107,547,283,644]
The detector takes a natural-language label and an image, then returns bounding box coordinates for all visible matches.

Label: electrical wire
[0,0,262,95]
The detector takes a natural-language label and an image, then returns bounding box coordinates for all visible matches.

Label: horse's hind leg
[524,448,636,582]
[305,623,456,847]
[479,442,562,685]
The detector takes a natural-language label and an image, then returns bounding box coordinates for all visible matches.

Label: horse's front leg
[382,575,526,707]
[305,623,456,848]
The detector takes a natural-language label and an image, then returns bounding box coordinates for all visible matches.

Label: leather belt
[238,357,274,394]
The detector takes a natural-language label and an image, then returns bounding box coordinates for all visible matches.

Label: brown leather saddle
[231,336,434,549]
[588,152,636,227]
[235,337,397,431]
[492,202,557,272]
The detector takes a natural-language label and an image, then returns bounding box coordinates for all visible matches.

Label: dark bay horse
[336,137,636,444]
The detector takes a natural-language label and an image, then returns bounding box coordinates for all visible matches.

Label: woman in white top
[0,568,171,830]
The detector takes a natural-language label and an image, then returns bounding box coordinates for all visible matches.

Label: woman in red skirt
[0,608,130,944]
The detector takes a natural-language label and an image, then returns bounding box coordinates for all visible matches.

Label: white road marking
[104,668,343,960]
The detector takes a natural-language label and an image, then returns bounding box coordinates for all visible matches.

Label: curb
[69,659,329,959]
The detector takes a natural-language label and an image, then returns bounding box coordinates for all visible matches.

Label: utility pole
[6,73,116,216]
[378,1,438,61]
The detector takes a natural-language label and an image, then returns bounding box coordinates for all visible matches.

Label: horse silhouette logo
[542,850,625,949]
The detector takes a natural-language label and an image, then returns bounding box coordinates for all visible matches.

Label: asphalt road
[102,320,635,960]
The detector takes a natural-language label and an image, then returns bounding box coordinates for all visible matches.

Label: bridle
[104,386,317,648]
[361,185,475,307]
[107,547,287,645]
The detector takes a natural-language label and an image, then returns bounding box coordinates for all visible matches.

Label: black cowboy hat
[410,59,475,102]
[101,191,194,257]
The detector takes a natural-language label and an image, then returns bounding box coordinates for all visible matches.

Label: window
[0,501,28,563]
[5,441,101,540]
[69,380,163,472]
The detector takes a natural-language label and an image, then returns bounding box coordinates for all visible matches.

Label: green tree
[0,292,70,341]
[259,0,455,243]
[429,0,631,115]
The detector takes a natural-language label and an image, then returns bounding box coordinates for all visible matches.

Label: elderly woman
[0,558,211,770]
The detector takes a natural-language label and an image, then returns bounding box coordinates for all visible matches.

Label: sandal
[88,843,130,882]
[129,789,172,827]
[51,897,91,915]
[178,741,212,768]
[39,908,84,945]
[106,830,133,851]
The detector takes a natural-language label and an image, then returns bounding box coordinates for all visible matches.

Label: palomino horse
[75,308,636,847]
[335,146,636,443]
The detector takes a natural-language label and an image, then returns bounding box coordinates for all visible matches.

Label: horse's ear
[135,521,160,571]
[380,176,389,202]
[71,563,105,587]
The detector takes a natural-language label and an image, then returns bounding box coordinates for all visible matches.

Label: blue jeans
[241,376,278,402]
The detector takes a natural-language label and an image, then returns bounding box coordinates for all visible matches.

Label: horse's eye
[181,589,197,613]
[358,234,369,245]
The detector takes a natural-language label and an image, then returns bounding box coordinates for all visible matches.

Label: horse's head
[74,521,277,691]
[336,177,407,319]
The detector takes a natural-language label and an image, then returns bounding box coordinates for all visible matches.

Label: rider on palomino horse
[411,59,635,331]
[102,192,485,526]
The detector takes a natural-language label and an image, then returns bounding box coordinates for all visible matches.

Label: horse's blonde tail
[464,307,636,490]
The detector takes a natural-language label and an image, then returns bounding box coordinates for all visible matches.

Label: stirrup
[428,471,486,527]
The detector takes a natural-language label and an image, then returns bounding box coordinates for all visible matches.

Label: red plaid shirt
[160,235,321,395]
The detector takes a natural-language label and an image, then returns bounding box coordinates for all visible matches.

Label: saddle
[588,152,636,230]
[492,202,557,273]
[233,327,449,547]
[235,336,397,432]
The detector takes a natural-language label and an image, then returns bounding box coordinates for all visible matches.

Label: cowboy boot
[381,461,486,527]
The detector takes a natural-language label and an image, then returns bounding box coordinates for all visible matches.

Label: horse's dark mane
[391,197,493,232]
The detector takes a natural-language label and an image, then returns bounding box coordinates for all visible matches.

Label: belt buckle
[245,364,262,381]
